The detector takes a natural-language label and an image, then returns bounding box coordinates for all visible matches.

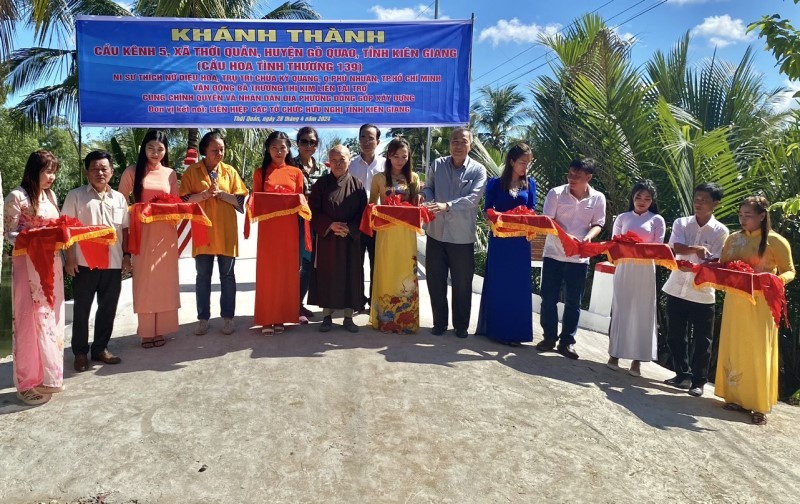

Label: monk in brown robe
[308,145,368,333]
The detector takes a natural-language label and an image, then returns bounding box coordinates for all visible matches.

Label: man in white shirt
[536,158,606,359]
[662,182,729,396]
[349,124,386,308]
[62,151,131,372]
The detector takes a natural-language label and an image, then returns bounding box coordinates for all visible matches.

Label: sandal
[262,326,275,336]
[751,412,768,425]
[34,385,64,394]
[17,389,51,406]
[141,338,155,349]
[723,403,745,412]
[274,324,285,335]
[153,336,166,347]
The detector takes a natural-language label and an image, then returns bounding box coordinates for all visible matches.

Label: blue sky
[5,0,800,142]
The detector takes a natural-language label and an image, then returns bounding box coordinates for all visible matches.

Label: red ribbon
[244,191,312,251]
[128,195,211,255]
[359,202,434,237]
[13,215,117,307]
[692,261,787,327]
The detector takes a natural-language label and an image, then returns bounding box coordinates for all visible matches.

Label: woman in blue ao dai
[477,143,537,345]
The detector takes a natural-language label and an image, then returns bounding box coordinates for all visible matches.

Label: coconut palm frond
[261,1,320,20]
[3,46,73,93]
[9,72,78,131]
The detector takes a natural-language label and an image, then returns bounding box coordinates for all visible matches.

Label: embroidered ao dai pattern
[476,177,537,343]
[608,210,666,361]
[369,172,421,333]
[715,230,795,413]
[3,188,64,392]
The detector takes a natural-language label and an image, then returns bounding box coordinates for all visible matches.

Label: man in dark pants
[536,158,606,359]
[421,127,487,338]
[62,151,131,372]
[662,182,729,396]
[350,124,385,310]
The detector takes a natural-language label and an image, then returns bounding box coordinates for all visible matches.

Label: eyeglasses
[298,139,318,147]
[449,139,469,146]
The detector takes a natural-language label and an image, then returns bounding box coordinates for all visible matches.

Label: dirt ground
[1,228,798,504]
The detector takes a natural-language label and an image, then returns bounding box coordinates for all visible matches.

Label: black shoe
[557,343,579,360]
[343,317,359,333]
[319,315,333,333]
[300,305,314,318]
[430,326,446,336]
[455,329,468,339]
[535,339,557,352]
[664,376,692,389]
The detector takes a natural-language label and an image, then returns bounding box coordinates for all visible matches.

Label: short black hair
[694,182,723,202]
[198,130,225,156]
[84,150,113,170]
[569,157,596,175]
[297,126,319,142]
[359,123,381,139]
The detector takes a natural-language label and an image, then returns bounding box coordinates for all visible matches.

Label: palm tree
[2,0,132,131]
[531,13,654,221]
[3,1,319,137]
[470,84,526,151]
[646,34,787,175]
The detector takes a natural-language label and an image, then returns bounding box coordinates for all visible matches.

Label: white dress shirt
[350,154,386,198]
[662,215,729,304]
[542,184,607,264]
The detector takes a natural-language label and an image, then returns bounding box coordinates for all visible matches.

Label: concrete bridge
[1,216,798,503]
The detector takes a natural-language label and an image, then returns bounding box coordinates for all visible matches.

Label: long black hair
[627,179,659,214]
[384,137,415,200]
[260,131,295,184]
[21,150,59,215]
[133,129,170,203]
[500,143,531,192]
[741,195,772,257]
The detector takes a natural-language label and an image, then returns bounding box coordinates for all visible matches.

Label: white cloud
[612,27,636,44]
[691,14,752,47]
[478,18,562,47]
[370,4,440,20]
[773,80,800,113]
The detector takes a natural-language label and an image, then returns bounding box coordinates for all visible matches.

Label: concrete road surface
[1,219,798,504]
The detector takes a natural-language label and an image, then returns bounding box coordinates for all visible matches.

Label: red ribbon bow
[612,231,644,244]
[13,215,117,307]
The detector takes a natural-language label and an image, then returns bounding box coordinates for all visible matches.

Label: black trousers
[71,267,122,357]
[425,236,475,332]
[665,293,715,386]
[360,232,376,306]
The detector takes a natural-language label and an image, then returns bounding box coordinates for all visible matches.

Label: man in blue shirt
[421,127,487,338]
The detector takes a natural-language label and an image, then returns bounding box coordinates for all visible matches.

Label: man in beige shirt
[62,151,131,372]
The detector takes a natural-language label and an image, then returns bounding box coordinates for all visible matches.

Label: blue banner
[76,17,472,128]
